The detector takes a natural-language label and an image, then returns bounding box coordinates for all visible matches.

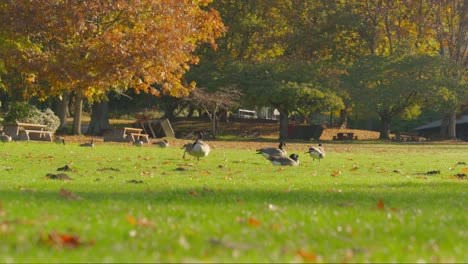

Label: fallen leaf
[297,249,318,262]
[42,232,94,248]
[200,171,211,175]
[126,179,144,184]
[188,190,198,197]
[44,173,72,181]
[248,217,261,227]
[377,199,385,210]
[126,215,155,227]
[331,170,341,177]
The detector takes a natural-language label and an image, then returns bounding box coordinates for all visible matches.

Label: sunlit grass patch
[0,141,466,262]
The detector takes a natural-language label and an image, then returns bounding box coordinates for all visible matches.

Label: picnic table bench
[333,132,358,141]
[4,122,53,141]
[103,127,150,143]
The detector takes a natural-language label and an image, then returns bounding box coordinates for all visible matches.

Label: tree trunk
[447,111,457,139]
[379,114,391,140]
[87,99,110,136]
[72,91,83,135]
[278,109,289,140]
[439,113,450,138]
[55,91,69,132]
[339,109,348,128]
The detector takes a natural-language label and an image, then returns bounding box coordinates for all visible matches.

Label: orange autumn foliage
[0,0,226,99]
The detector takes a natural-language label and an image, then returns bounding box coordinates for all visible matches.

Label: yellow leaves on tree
[0,0,226,99]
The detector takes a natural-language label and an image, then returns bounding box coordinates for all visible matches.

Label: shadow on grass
[1,181,465,209]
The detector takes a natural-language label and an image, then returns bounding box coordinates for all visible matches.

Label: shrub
[4,102,60,132]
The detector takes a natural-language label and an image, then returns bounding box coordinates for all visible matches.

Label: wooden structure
[333,132,357,140]
[134,119,175,138]
[103,127,150,143]
[3,122,53,141]
[413,115,468,141]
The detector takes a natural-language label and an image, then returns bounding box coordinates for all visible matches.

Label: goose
[153,139,169,148]
[133,138,144,147]
[268,154,299,166]
[0,132,12,143]
[79,139,94,147]
[306,143,325,162]
[54,137,65,145]
[182,139,211,161]
[256,141,287,159]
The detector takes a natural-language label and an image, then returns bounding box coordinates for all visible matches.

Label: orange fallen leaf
[297,249,317,262]
[188,190,198,197]
[126,215,137,225]
[331,170,341,177]
[248,217,261,227]
[43,232,94,248]
[461,168,468,173]
[377,199,385,210]
[200,171,211,175]
[126,215,155,227]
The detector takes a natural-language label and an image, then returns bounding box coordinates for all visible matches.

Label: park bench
[103,127,150,143]
[4,122,54,141]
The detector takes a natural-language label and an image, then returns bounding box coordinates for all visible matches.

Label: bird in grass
[79,139,94,148]
[306,143,325,162]
[182,139,211,161]
[256,141,287,159]
[0,132,12,143]
[133,138,144,147]
[268,154,299,166]
[54,137,65,145]
[153,139,169,148]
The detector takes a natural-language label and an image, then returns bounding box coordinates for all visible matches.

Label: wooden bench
[22,129,54,141]
[130,133,150,143]
[16,123,54,142]
[103,127,150,143]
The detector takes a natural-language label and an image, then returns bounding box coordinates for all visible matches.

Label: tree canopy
[0,0,225,99]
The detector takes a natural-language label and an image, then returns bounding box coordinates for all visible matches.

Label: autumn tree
[0,0,225,134]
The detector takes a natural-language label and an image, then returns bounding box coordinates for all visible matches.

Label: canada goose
[256,141,287,159]
[79,139,94,147]
[268,154,299,166]
[182,139,211,161]
[0,132,12,143]
[54,137,65,145]
[153,139,169,148]
[133,138,144,147]
[306,143,325,162]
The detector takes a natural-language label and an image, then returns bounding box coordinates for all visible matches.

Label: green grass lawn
[0,141,466,263]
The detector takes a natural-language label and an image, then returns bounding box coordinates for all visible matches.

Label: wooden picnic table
[103,127,150,143]
[333,132,357,140]
[4,122,53,141]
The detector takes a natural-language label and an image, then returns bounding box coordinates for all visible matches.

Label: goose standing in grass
[268,154,299,166]
[306,143,325,162]
[54,137,65,145]
[153,139,169,148]
[256,141,287,159]
[79,139,94,148]
[0,132,12,143]
[182,139,211,161]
